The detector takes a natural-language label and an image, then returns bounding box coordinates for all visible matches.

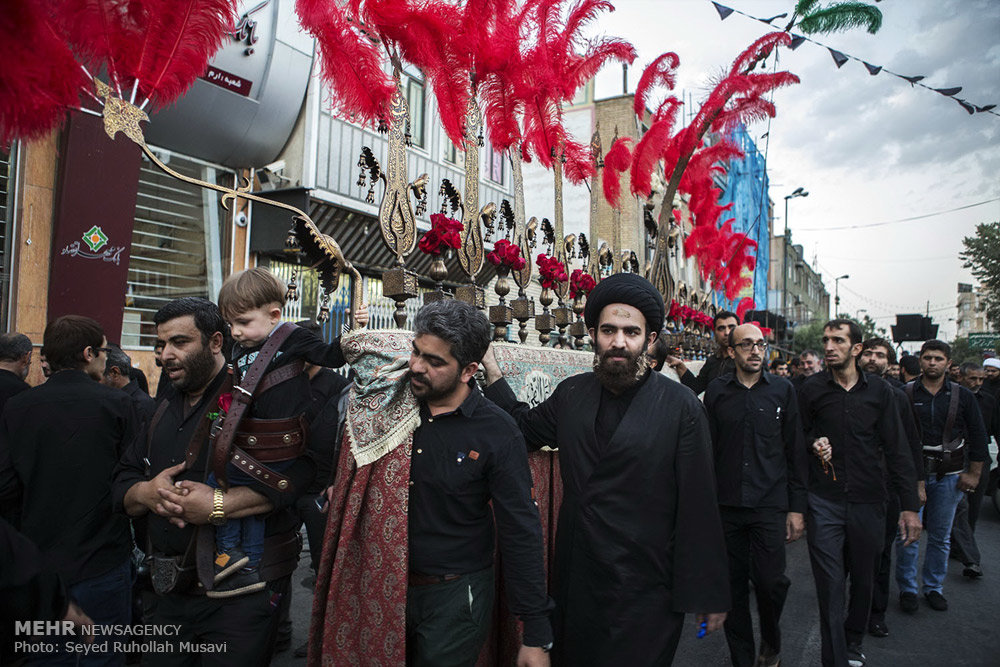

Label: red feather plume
[628,118,672,198]
[0,0,88,144]
[602,136,633,208]
[736,297,755,321]
[563,139,596,184]
[123,0,237,108]
[297,0,395,128]
[633,52,680,117]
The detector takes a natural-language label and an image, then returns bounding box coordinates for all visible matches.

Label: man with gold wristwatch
[113,298,314,666]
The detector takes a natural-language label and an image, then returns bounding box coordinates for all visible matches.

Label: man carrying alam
[481,272,730,666]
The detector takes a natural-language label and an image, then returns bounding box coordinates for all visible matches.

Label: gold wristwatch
[208,488,226,526]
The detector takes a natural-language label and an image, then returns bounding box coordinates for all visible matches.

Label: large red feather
[124,0,237,108]
[633,52,680,116]
[602,136,632,208]
[628,118,672,198]
[297,0,395,128]
[0,0,88,144]
[563,139,596,184]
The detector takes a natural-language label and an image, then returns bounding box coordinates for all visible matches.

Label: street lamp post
[782,187,808,341]
[834,274,849,316]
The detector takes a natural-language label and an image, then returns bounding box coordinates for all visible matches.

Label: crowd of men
[0,271,997,667]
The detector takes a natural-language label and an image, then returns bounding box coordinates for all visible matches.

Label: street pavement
[274,498,1000,666]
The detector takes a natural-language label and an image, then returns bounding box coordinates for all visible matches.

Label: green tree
[960,222,1000,331]
[792,319,826,354]
[947,337,982,365]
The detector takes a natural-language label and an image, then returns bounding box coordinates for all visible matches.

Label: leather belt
[256,360,305,395]
[235,415,307,461]
[408,572,462,587]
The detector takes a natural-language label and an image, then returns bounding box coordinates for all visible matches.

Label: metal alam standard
[0,1,801,349]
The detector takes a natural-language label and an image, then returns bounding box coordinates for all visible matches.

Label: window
[122,149,231,348]
[0,145,14,330]
[406,77,426,148]
[443,141,464,167]
[487,146,505,184]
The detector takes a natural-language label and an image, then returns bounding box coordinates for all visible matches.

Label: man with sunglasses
[0,315,135,664]
[705,323,806,667]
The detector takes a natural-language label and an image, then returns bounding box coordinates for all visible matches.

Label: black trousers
[950,466,988,565]
[720,506,790,667]
[405,567,494,667]
[142,575,290,667]
[807,494,884,667]
[869,494,901,625]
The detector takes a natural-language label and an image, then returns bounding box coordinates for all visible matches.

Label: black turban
[584,273,664,334]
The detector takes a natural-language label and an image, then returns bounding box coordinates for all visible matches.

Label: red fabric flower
[487,239,526,270]
[418,214,463,256]
[569,269,597,299]
[218,392,233,414]
[536,254,568,289]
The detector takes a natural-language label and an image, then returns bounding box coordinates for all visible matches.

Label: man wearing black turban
[482,273,730,666]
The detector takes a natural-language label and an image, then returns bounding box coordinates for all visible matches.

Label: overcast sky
[584,0,1000,340]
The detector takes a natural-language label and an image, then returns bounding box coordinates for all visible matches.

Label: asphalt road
[274,498,1000,666]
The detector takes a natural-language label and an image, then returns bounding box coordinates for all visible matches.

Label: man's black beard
[408,370,462,403]
[593,347,648,394]
[171,344,217,394]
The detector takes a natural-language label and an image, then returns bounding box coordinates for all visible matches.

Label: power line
[795,197,1000,232]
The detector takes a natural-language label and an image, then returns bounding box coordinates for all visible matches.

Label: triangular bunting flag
[863,62,882,76]
[934,86,962,97]
[789,34,806,50]
[712,2,735,20]
[760,13,788,25]
[900,74,926,84]
[976,104,997,112]
[956,99,975,114]
[828,48,849,68]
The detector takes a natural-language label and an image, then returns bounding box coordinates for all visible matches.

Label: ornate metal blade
[377,76,417,264]
[457,95,484,280]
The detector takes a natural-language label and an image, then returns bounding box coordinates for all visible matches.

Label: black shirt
[906,379,988,464]
[112,367,315,558]
[798,370,919,511]
[408,385,553,646]
[305,369,350,492]
[0,370,134,584]
[974,390,999,466]
[123,379,156,426]
[705,372,806,512]
[0,369,29,415]
[595,370,651,447]
[679,353,733,395]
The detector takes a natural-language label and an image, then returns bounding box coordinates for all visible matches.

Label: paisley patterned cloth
[308,329,416,667]
[309,332,591,666]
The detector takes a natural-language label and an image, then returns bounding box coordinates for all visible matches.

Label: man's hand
[481,343,503,385]
[157,480,214,528]
[957,462,983,493]
[63,601,95,642]
[516,645,549,667]
[898,510,922,546]
[124,461,186,517]
[786,511,805,543]
[812,437,832,462]
[695,612,726,635]
[917,480,927,506]
[665,355,687,377]
[350,303,370,329]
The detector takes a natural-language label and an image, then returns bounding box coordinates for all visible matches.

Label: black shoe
[206,568,266,598]
[899,591,919,613]
[868,621,889,638]
[293,641,309,659]
[963,563,983,578]
[847,643,866,667]
[925,590,948,611]
[213,549,250,583]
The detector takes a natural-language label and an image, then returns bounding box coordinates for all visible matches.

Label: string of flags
[710,1,998,117]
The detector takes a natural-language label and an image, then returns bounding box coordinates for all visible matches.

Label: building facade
[956,283,990,338]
